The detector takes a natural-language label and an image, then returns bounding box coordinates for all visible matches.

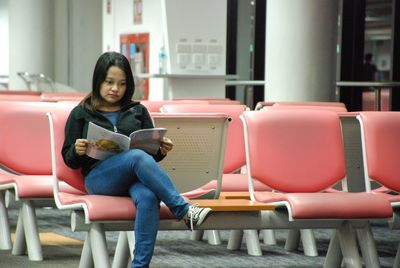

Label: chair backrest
[40,92,86,102]
[0,94,42,101]
[358,112,400,192]
[139,100,209,112]
[0,101,74,175]
[264,105,348,113]
[152,113,229,196]
[0,90,41,95]
[241,110,346,195]
[48,111,229,197]
[47,110,86,193]
[160,104,247,173]
[254,101,275,111]
[274,101,346,108]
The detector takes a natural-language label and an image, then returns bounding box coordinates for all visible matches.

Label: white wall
[54,1,69,86]
[68,0,102,92]
[5,0,101,91]
[9,0,54,90]
[162,0,227,75]
[104,0,227,100]
[104,0,165,100]
[55,0,102,92]
[0,0,8,77]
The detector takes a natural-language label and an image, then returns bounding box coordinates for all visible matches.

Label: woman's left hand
[160,137,173,155]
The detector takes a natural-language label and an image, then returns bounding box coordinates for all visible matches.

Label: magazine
[86,122,167,160]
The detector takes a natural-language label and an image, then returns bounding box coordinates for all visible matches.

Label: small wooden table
[190,199,274,212]
[219,191,250,200]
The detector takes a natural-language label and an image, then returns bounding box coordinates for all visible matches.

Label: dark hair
[365,53,373,62]
[83,52,135,109]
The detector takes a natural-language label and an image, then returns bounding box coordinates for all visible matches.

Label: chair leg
[337,222,362,268]
[190,230,203,241]
[89,223,111,268]
[356,224,381,268]
[22,201,42,261]
[394,242,400,268]
[12,208,26,255]
[207,230,221,245]
[324,230,343,268]
[112,232,130,268]
[300,229,318,257]
[79,233,94,268]
[227,230,243,250]
[285,229,300,251]
[261,229,277,245]
[0,192,12,250]
[244,230,262,256]
[126,231,135,261]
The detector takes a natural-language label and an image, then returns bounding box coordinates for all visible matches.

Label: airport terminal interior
[0,0,400,267]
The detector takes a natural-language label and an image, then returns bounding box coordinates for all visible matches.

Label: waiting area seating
[357,112,400,267]
[0,101,78,260]
[240,109,393,267]
[0,96,398,268]
[47,109,237,267]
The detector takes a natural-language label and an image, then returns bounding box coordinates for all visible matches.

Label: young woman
[62,51,212,267]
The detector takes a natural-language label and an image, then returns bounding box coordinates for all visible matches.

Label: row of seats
[158,102,400,266]
[0,99,233,265]
[0,95,398,268]
[0,90,86,102]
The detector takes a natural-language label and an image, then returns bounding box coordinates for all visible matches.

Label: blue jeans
[85,149,190,268]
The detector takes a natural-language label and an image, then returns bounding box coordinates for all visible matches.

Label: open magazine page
[129,128,167,155]
[86,122,130,160]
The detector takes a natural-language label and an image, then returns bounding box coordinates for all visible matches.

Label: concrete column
[0,0,9,78]
[265,0,339,101]
[8,0,54,90]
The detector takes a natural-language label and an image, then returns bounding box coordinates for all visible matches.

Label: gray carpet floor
[0,207,398,267]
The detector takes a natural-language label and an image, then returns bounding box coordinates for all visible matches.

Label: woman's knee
[130,184,160,208]
[123,150,154,168]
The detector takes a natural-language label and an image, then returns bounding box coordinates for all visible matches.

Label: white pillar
[265,0,339,102]
[8,0,54,90]
[0,0,9,78]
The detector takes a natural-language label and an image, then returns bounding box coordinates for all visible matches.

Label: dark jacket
[62,99,165,176]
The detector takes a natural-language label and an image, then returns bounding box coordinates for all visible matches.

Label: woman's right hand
[75,139,89,156]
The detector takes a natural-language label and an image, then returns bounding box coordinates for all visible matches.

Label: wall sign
[134,0,143,24]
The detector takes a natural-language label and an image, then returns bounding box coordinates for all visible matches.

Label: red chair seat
[0,175,86,198]
[0,175,53,198]
[254,191,393,219]
[58,192,176,221]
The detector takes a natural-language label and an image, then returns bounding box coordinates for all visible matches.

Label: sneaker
[185,204,212,231]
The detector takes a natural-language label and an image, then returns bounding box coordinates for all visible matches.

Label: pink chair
[161,104,270,190]
[0,101,78,260]
[173,97,240,104]
[264,104,348,113]
[273,101,347,108]
[0,94,42,101]
[40,92,86,102]
[47,111,230,267]
[240,109,393,267]
[358,112,400,267]
[261,105,349,255]
[254,101,275,110]
[160,104,274,251]
[361,89,390,111]
[0,90,41,95]
[139,100,209,112]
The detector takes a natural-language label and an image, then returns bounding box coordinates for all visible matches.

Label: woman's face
[99,66,127,107]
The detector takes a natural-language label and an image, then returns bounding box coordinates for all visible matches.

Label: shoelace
[188,204,201,231]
